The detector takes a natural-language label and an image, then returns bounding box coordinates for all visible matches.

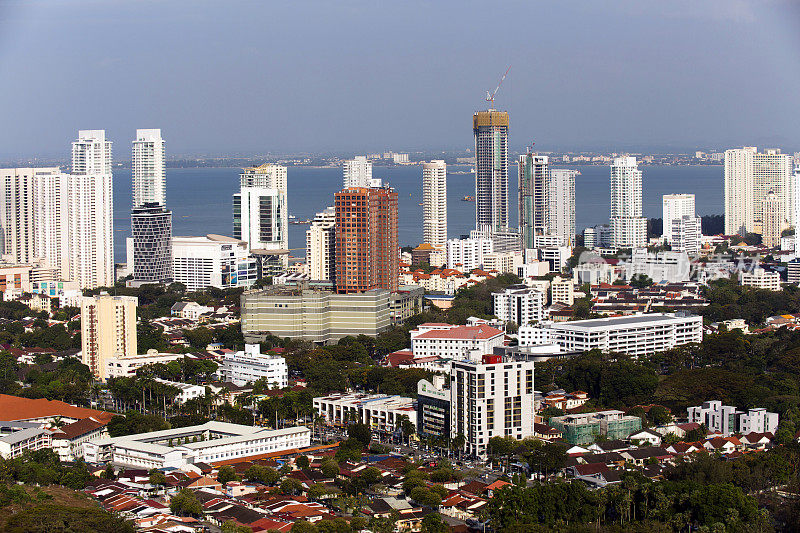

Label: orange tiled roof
[0,394,115,422]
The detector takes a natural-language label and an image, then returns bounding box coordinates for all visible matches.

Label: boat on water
[289,219,312,225]
[461,195,475,202]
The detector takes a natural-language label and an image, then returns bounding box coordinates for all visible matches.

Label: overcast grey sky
[0,0,798,157]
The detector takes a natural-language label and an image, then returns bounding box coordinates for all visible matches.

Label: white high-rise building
[306,206,336,282]
[492,285,548,327]
[474,110,509,234]
[33,168,70,277]
[233,164,288,267]
[69,130,114,289]
[548,169,577,247]
[446,231,493,271]
[450,356,535,457]
[610,157,646,249]
[343,156,372,189]
[0,168,50,264]
[131,129,166,208]
[795,167,800,256]
[518,153,549,249]
[670,215,702,255]
[663,194,701,255]
[725,147,794,236]
[662,194,695,245]
[422,160,447,247]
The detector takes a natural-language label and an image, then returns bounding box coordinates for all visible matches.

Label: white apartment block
[739,267,781,291]
[725,147,794,236]
[81,293,138,381]
[305,206,336,281]
[69,130,114,289]
[172,234,258,291]
[687,400,778,437]
[153,378,205,405]
[492,285,548,327]
[669,215,702,255]
[410,323,505,360]
[447,233,493,271]
[519,313,703,357]
[610,157,646,249]
[662,194,695,245]
[548,169,577,247]
[450,356,535,457]
[106,351,192,379]
[550,276,574,306]
[132,129,166,208]
[33,167,70,278]
[620,249,692,283]
[313,393,416,432]
[343,156,373,188]
[218,344,288,388]
[422,160,448,247]
[538,246,572,273]
[234,164,288,266]
[573,261,616,286]
[84,422,310,469]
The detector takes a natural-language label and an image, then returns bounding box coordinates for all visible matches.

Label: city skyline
[0,1,799,158]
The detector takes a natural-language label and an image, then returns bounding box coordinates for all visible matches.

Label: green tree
[169,488,203,517]
[221,520,252,533]
[347,423,371,448]
[296,455,310,469]
[420,513,448,533]
[217,465,238,484]
[321,459,340,478]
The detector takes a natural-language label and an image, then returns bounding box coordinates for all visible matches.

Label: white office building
[305,206,336,282]
[492,285,548,327]
[343,156,373,188]
[739,267,781,291]
[153,378,206,405]
[548,169,578,247]
[172,234,258,291]
[519,313,703,357]
[450,355,535,457]
[233,164,288,267]
[687,400,778,437]
[620,249,692,283]
[313,393,416,433]
[218,344,288,388]
[583,224,613,250]
[84,421,310,469]
[725,147,794,236]
[132,129,166,208]
[610,157,646,249]
[410,323,505,360]
[422,160,448,247]
[446,232,493,271]
[69,130,115,288]
[106,351,193,379]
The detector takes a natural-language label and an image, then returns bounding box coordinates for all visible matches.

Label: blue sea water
[112,164,723,261]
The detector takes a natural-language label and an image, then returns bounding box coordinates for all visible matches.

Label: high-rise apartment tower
[474,110,509,234]
[422,160,448,247]
[334,186,398,293]
[610,157,647,249]
[81,293,138,380]
[233,164,288,268]
[343,156,373,189]
[306,206,336,282]
[69,130,114,288]
[548,169,578,247]
[724,147,793,236]
[518,153,549,249]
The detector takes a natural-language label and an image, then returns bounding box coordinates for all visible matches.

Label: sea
[112,164,723,261]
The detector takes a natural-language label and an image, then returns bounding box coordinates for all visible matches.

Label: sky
[0,0,799,158]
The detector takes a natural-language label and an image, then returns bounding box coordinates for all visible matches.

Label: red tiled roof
[52,416,108,440]
[0,394,115,423]
[414,325,502,340]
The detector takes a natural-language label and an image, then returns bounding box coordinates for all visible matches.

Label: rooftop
[0,394,115,423]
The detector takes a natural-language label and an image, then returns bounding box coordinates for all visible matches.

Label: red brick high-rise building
[334,186,399,293]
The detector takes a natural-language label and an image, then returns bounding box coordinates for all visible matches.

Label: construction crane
[485,66,511,109]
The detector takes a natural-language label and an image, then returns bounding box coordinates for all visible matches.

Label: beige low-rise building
[241,285,392,344]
